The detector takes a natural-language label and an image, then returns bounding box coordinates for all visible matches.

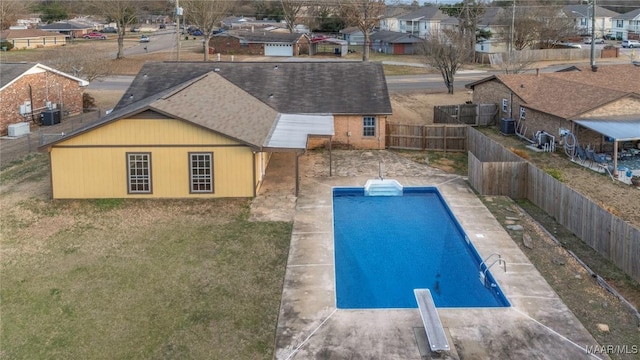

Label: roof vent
[274,65,279,70]
[129,94,133,100]
[269,93,274,99]
[143,73,148,79]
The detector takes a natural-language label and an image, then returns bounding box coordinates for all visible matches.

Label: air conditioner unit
[8,122,30,137]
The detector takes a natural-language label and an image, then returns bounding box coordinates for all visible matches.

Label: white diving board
[414,288,450,353]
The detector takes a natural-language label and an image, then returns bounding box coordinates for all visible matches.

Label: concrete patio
[254,150,608,360]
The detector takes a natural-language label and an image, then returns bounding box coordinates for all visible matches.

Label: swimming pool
[333,186,510,309]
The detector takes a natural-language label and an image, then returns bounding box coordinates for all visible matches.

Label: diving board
[414,289,450,353]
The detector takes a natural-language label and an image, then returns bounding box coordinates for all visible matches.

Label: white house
[563,5,619,39]
[397,7,452,38]
[611,8,640,41]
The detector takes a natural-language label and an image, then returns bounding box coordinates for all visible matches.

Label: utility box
[500,118,515,135]
[41,109,61,126]
[7,122,30,137]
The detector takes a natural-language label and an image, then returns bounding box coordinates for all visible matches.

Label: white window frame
[502,99,509,113]
[127,153,152,194]
[189,152,214,193]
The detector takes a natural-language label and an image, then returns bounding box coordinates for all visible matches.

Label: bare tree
[339,0,386,61]
[41,45,114,81]
[182,0,232,61]
[89,0,138,59]
[499,50,536,74]
[281,0,305,33]
[496,0,576,50]
[421,29,473,94]
[0,0,32,30]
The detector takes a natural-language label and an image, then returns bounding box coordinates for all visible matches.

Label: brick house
[467,63,640,175]
[0,63,89,135]
[209,31,309,56]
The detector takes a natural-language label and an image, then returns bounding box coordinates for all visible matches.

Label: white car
[584,38,605,44]
[621,40,639,48]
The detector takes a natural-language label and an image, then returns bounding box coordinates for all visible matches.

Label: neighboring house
[0,62,89,135]
[220,16,284,31]
[370,30,423,55]
[563,5,619,39]
[208,31,309,56]
[0,29,67,50]
[466,64,640,172]
[340,27,365,45]
[397,7,452,38]
[39,21,93,38]
[379,5,413,32]
[611,8,640,41]
[38,62,392,199]
[474,7,509,53]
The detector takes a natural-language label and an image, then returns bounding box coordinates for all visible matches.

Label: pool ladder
[479,253,507,288]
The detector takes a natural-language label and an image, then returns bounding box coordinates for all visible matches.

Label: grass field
[0,154,292,359]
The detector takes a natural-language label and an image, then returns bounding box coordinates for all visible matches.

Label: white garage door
[265,43,293,56]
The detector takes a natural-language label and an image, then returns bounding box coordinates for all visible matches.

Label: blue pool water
[333,187,510,309]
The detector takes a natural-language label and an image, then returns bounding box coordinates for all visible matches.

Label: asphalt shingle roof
[397,7,450,21]
[42,61,390,150]
[467,64,640,119]
[115,61,392,115]
[0,62,34,88]
[0,29,64,40]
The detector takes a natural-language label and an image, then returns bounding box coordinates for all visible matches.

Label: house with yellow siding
[39,62,392,199]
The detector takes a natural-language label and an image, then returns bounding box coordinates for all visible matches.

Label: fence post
[443,125,447,153]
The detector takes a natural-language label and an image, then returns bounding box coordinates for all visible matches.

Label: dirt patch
[389,91,472,125]
[481,196,640,359]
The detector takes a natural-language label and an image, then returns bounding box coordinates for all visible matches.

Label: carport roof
[573,117,640,141]
[265,114,334,150]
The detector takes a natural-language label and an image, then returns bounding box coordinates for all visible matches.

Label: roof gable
[151,72,279,147]
[1,62,89,90]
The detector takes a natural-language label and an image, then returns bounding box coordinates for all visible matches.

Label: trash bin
[334,47,340,55]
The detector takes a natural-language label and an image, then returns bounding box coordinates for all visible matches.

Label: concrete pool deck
[255,150,607,360]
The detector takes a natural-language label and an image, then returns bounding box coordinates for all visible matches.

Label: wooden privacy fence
[467,127,640,283]
[385,123,467,151]
[434,104,497,126]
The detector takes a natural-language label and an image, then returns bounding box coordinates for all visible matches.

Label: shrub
[1,41,14,51]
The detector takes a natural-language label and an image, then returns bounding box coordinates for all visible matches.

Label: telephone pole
[176,0,182,61]
[590,0,596,69]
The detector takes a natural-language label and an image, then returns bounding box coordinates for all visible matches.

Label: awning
[573,118,640,142]
[264,113,334,150]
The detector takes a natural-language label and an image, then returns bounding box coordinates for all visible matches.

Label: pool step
[364,179,403,196]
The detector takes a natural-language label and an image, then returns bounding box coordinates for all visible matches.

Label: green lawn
[1,154,292,359]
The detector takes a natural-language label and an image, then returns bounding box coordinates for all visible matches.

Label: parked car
[621,40,639,48]
[159,24,166,29]
[130,27,140,33]
[190,30,203,36]
[140,35,150,43]
[584,37,605,44]
[83,32,107,40]
[100,27,117,33]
